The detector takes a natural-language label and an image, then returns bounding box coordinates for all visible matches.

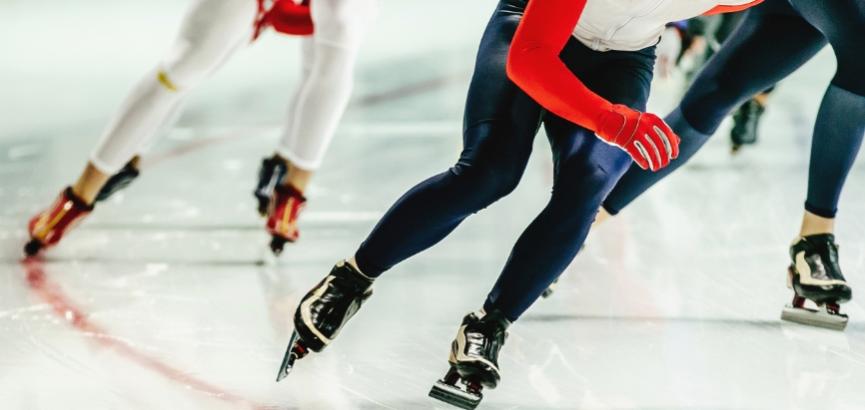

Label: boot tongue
[480,309,511,331]
[335,261,373,290]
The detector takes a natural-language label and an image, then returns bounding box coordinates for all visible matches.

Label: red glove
[506,0,683,172]
[269,0,314,36]
[255,0,314,39]
[596,105,680,171]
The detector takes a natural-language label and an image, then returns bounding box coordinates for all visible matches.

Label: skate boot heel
[429,367,483,409]
[95,159,140,202]
[255,156,288,216]
[265,184,306,255]
[730,98,764,154]
[276,331,309,381]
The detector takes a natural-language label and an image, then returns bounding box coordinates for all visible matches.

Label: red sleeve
[505,0,613,133]
[703,0,764,16]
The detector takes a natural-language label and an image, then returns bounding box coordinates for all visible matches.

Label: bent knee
[452,162,524,203]
[833,42,865,95]
[555,165,618,209]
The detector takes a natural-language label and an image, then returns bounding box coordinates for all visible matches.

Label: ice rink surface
[2,1,865,409]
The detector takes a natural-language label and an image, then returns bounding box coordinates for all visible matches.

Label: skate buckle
[428,368,483,409]
[276,331,309,381]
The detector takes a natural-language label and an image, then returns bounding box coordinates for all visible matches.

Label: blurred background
[1,1,863,409]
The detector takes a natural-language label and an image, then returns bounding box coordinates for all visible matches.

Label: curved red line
[21,258,266,410]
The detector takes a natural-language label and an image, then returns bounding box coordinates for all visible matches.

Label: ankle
[72,162,111,205]
[346,257,372,280]
[799,211,835,237]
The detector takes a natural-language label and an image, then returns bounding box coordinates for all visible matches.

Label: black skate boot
[255,155,288,216]
[95,158,140,202]
[781,234,852,331]
[276,260,373,381]
[429,309,510,409]
[730,98,764,153]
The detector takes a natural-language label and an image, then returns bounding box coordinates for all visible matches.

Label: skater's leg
[602,1,826,215]
[254,40,314,217]
[352,1,544,277]
[799,86,865,223]
[484,42,655,321]
[278,0,545,379]
[787,0,865,223]
[26,0,257,254]
[779,1,865,330]
[71,163,112,205]
[264,1,374,248]
[86,0,257,193]
[275,0,374,177]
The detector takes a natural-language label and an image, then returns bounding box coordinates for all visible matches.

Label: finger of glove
[651,119,680,159]
[628,140,653,171]
[641,132,668,169]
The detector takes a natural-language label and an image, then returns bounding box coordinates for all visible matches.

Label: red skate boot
[266,184,306,255]
[25,187,94,256]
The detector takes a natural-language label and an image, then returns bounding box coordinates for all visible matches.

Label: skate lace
[807,240,844,282]
[824,242,844,281]
[322,273,372,327]
[464,327,502,363]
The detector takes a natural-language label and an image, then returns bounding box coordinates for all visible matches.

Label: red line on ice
[21,258,266,410]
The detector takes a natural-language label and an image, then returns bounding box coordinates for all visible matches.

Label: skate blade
[276,332,302,382]
[429,380,481,410]
[781,306,848,331]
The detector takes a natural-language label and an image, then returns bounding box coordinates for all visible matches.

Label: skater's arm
[506,0,611,132]
[703,0,763,16]
[506,0,680,171]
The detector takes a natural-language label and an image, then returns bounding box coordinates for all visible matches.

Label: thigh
[545,43,655,182]
[790,0,865,94]
[162,0,256,82]
[458,0,542,173]
[681,0,826,132]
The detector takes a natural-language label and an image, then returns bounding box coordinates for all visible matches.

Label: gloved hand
[596,104,680,171]
[266,0,314,37]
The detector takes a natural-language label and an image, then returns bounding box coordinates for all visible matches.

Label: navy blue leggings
[604,0,865,218]
[353,0,655,321]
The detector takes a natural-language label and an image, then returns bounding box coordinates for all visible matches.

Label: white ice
[1,1,864,409]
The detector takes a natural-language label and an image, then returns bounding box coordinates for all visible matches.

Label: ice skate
[254,155,288,216]
[94,158,140,202]
[730,98,764,153]
[429,309,510,409]
[781,234,852,331]
[25,187,94,256]
[265,183,306,255]
[276,260,373,381]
